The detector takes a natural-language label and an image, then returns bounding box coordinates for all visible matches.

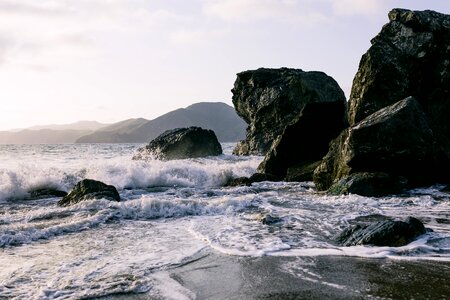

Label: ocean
[1,143,449,299]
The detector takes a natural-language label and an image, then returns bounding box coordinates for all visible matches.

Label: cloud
[329,0,389,16]
[202,0,327,24]
[202,0,391,24]
[0,0,189,69]
[169,28,229,45]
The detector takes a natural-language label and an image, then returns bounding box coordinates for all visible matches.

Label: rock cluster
[230,9,450,196]
[133,126,222,161]
[313,8,450,193]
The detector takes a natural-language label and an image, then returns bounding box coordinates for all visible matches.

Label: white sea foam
[0,219,207,299]
[0,144,261,202]
[1,144,450,298]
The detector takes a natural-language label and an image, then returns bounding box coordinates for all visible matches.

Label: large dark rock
[335,216,427,247]
[257,101,347,181]
[133,127,222,160]
[232,68,346,155]
[314,97,449,192]
[58,179,120,206]
[348,8,450,140]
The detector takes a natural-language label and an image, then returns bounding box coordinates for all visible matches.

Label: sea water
[1,143,449,299]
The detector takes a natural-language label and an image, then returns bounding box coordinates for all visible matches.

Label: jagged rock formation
[348,8,450,138]
[58,179,120,206]
[232,68,346,155]
[133,127,222,161]
[313,9,450,195]
[313,97,449,191]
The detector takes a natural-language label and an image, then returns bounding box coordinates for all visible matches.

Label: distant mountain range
[0,102,247,144]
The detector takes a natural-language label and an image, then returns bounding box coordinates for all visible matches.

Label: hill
[0,129,92,144]
[76,102,246,143]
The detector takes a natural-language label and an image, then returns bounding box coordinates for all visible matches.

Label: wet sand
[169,252,450,300]
[100,250,450,299]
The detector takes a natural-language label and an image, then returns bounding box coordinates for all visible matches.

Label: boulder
[335,216,427,247]
[314,97,449,192]
[257,101,347,181]
[133,127,222,160]
[348,8,450,141]
[232,68,346,155]
[328,172,407,197]
[58,179,120,206]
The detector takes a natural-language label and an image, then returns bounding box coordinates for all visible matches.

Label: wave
[0,191,260,248]
[0,154,261,202]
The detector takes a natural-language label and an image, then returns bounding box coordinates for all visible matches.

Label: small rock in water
[58,179,120,206]
[133,126,222,160]
[259,214,282,225]
[335,216,427,247]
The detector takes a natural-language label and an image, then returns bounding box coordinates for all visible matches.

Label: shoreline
[168,252,450,299]
[100,250,450,299]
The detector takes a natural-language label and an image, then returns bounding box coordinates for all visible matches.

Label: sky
[0,0,449,130]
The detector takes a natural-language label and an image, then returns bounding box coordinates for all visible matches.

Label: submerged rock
[335,217,427,247]
[348,8,450,137]
[232,68,346,155]
[314,97,448,193]
[257,101,347,181]
[133,127,222,160]
[58,179,120,206]
[259,214,282,225]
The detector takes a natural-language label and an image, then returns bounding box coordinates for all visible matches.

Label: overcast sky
[0,0,449,130]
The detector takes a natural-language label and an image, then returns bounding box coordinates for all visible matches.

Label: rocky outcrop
[257,101,347,181]
[314,97,449,192]
[58,179,120,206]
[335,216,427,247]
[133,127,222,161]
[232,68,346,155]
[348,8,450,140]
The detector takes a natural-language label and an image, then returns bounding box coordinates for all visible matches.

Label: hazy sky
[0,0,449,130]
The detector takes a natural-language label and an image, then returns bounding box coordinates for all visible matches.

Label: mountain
[9,121,109,132]
[76,102,246,143]
[0,129,92,144]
